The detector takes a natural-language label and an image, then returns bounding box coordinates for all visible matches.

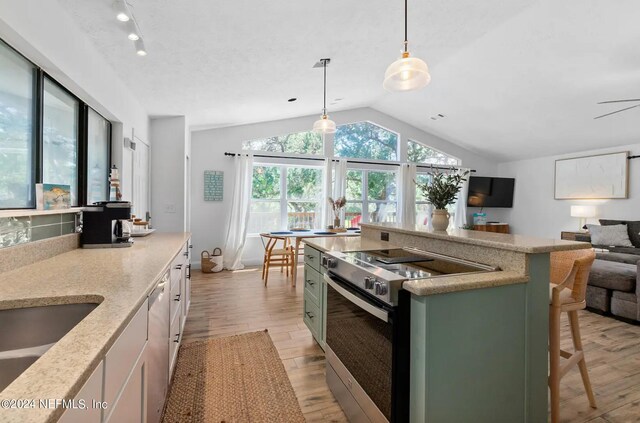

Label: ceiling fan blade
[594,104,640,120]
[597,99,640,104]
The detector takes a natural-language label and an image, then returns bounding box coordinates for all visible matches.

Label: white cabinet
[103,299,148,414]
[58,361,104,423]
[105,345,147,423]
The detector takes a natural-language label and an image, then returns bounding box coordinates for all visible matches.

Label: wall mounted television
[467,176,515,208]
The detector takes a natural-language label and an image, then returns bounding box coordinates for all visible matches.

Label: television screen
[467,176,515,208]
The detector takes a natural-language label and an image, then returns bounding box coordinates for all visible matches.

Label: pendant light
[313,58,337,134]
[383,0,431,92]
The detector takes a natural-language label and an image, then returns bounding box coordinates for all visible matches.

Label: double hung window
[248,164,323,233]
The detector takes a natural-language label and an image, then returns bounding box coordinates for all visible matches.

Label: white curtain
[322,158,332,228]
[322,159,347,227]
[453,168,471,229]
[398,164,416,225]
[222,154,253,270]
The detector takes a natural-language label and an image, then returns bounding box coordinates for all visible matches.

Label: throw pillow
[599,219,640,248]
[587,224,634,247]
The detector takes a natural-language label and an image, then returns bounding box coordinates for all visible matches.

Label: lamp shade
[570,205,596,218]
[312,115,336,134]
[383,55,431,92]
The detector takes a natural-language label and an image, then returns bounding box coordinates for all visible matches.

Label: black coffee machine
[81,201,133,248]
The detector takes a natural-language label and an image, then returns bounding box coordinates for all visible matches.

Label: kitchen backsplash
[0,212,78,249]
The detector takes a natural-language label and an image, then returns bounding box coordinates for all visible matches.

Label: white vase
[432,209,450,231]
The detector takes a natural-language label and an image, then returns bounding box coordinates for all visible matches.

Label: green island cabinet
[303,241,549,422]
[303,244,326,349]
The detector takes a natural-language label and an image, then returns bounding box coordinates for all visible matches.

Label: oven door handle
[324,274,389,323]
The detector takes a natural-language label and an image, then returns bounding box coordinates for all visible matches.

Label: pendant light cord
[323,59,327,116]
[404,0,408,53]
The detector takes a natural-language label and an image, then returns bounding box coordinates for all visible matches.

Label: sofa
[578,219,640,322]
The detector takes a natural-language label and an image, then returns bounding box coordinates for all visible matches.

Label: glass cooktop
[341,248,495,280]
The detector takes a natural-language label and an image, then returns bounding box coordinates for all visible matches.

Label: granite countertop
[361,223,591,253]
[0,232,190,423]
[305,236,530,296]
[303,236,394,253]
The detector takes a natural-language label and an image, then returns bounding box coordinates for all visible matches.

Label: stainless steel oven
[323,248,498,422]
[324,272,410,423]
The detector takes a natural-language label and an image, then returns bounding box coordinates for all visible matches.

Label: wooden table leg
[292,237,302,287]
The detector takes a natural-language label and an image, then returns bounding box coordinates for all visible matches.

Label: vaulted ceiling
[58,0,640,161]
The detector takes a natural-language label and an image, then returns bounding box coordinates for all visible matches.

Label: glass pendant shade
[383,53,431,92]
[313,115,336,134]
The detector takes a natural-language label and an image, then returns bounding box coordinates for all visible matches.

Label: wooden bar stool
[260,234,294,286]
[549,249,597,423]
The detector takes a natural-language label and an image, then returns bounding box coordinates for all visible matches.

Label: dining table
[260,229,361,286]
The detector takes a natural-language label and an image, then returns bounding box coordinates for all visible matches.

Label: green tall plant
[415,169,470,210]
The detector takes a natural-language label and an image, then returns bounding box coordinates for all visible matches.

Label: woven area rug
[162,330,305,423]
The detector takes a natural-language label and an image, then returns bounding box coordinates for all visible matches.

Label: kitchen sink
[0,303,98,392]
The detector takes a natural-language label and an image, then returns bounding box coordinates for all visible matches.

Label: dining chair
[260,234,294,286]
[549,249,597,423]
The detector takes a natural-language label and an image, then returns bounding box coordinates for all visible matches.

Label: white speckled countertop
[361,223,590,253]
[304,236,531,296]
[0,232,190,423]
[303,236,394,253]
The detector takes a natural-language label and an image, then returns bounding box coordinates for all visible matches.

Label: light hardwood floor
[182,267,640,423]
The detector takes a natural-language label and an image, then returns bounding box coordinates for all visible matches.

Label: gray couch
[580,220,640,322]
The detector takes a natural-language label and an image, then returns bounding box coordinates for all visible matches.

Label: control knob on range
[325,257,337,269]
[374,281,388,296]
[364,276,376,290]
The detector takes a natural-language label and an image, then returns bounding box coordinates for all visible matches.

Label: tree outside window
[242,131,323,155]
[408,140,460,166]
[334,122,398,161]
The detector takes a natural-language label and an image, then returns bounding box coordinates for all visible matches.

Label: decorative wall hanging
[204,171,224,201]
[554,151,629,199]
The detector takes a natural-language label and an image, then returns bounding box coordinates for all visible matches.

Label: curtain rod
[629,155,640,160]
[223,152,476,173]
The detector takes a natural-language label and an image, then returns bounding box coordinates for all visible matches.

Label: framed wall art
[554,151,629,199]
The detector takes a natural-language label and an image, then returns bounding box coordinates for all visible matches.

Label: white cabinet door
[105,345,147,423]
[58,361,104,423]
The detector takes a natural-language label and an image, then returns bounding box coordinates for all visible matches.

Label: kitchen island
[305,223,590,423]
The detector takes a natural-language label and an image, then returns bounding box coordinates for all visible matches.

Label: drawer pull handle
[174,294,181,301]
[183,251,189,257]
[175,264,183,270]
[174,334,180,343]
[305,311,314,319]
[306,254,314,259]
[306,280,315,286]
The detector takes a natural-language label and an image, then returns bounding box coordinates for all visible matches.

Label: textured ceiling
[57,0,640,161]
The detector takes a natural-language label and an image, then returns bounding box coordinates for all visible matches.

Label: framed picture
[36,184,72,210]
[554,151,629,199]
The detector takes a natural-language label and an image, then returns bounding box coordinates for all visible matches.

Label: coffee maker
[81,201,133,248]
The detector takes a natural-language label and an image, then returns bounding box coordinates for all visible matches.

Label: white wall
[150,116,189,232]
[496,142,640,238]
[0,0,150,202]
[190,107,499,267]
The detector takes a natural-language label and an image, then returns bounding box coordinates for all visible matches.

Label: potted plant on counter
[416,169,470,231]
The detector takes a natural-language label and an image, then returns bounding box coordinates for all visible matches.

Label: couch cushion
[587,224,634,247]
[588,259,637,292]
[586,285,610,312]
[612,290,637,303]
[596,251,640,264]
[600,219,640,248]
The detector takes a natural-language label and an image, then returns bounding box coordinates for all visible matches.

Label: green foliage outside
[408,140,459,165]
[334,122,398,161]
[243,131,322,155]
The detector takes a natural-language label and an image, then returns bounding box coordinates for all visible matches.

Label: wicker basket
[201,248,223,273]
